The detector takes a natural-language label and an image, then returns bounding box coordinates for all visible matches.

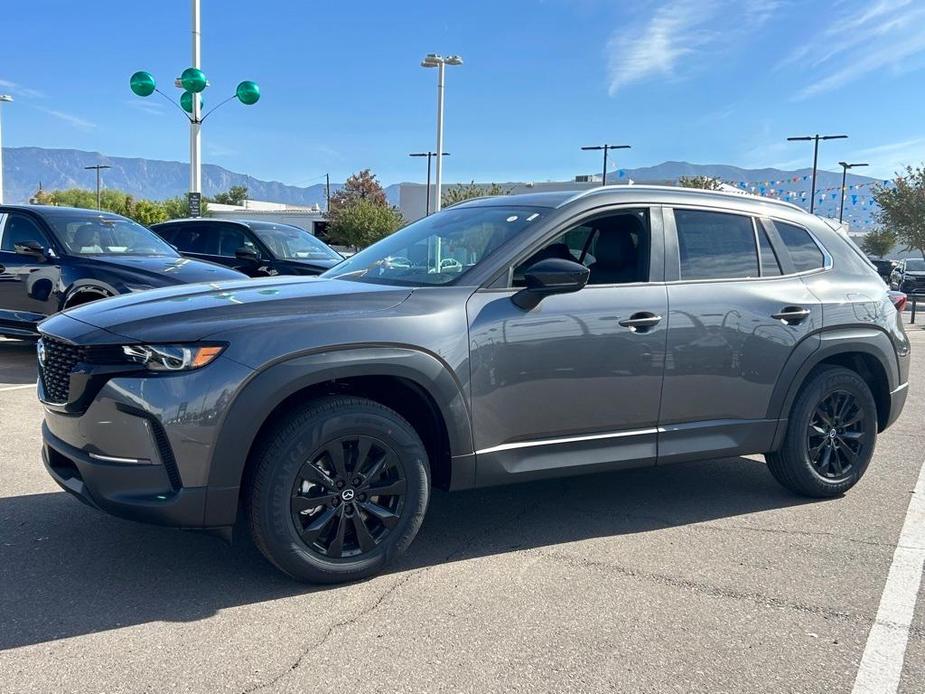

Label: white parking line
[852,458,925,694]
[0,383,36,393]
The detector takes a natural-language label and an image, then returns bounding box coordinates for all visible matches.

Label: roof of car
[450,184,807,215]
[151,218,301,229]
[0,204,131,218]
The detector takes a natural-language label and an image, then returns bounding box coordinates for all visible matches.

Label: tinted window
[776,222,825,272]
[249,223,341,261]
[1,213,49,251]
[675,210,758,280]
[757,225,782,276]
[905,259,925,272]
[44,213,177,257]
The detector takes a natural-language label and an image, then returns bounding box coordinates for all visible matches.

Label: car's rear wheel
[246,396,429,583]
[767,366,877,497]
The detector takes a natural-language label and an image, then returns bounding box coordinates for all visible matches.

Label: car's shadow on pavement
[0,338,37,386]
[0,456,818,650]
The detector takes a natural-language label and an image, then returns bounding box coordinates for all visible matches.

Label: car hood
[902,270,925,277]
[272,257,342,274]
[74,254,246,285]
[50,276,413,343]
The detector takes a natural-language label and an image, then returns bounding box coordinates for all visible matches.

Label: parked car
[37,186,909,583]
[0,205,246,338]
[869,257,896,283]
[151,218,343,277]
[890,257,925,294]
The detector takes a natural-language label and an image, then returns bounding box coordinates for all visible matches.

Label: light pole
[581,144,631,186]
[84,164,112,210]
[421,54,462,212]
[129,1,260,217]
[837,161,868,224]
[787,133,848,213]
[410,151,450,215]
[0,94,12,205]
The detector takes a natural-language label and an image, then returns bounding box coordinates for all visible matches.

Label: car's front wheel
[246,396,430,583]
[766,366,877,497]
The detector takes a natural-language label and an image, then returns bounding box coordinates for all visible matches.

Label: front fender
[203,346,473,525]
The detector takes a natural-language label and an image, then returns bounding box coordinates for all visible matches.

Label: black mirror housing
[512,258,590,310]
[235,246,259,262]
[13,240,45,257]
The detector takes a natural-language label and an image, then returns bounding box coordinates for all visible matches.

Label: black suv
[151,218,343,277]
[890,258,925,295]
[0,205,245,338]
[37,187,910,583]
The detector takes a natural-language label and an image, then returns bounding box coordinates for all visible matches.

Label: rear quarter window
[776,222,825,272]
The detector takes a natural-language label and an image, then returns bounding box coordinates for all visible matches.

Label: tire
[767,365,877,497]
[246,396,430,583]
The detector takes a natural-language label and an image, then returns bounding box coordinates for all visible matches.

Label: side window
[154,225,179,244]
[216,225,256,257]
[0,213,50,252]
[514,210,650,286]
[757,225,783,276]
[674,209,758,280]
[775,222,825,273]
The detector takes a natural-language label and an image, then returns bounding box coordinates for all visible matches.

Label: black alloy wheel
[805,389,867,482]
[291,435,407,559]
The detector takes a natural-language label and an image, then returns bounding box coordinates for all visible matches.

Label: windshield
[46,213,179,257]
[250,222,342,261]
[905,259,925,271]
[322,206,546,286]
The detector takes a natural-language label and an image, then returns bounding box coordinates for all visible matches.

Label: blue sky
[1,0,923,186]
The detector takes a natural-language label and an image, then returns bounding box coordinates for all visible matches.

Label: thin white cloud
[855,137,925,177]
[605,0,781,95]
[0,78,45,99]
[786,0,925,99]
[36,107,95,130]
[125,99,164,115]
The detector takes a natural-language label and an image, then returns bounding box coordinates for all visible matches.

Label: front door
[0,212,60,330]
[467,207,668,484]
[658,207,822,463]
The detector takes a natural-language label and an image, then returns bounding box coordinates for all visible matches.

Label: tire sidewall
[254,402,429,582]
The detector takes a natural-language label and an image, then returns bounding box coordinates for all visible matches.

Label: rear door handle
[619,312,662,331]
[772,306,811,324]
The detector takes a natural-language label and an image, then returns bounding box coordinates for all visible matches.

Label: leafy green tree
[32,188,204,225]
[442,181,511,207]
[161,195,208,220]
[211,185,248,205]
[860,228,898,259]
[328,169,388,213]
[874,166,925,259]
[678,175,723,190]
[329,198,403,249]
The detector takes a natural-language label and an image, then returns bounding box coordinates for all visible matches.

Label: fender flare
[767,326,898,447]
[203,346,474,524]
[61,280,118,310]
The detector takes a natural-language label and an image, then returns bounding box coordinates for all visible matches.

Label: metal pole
[425,152,432,215]
[602,146,608,187]
[0,100,6,206]
[839,164,848,223]
[325,173,330,212]
[809,135,819,214]
[95,167,101,210]
[190,0,202,194]
[433,62,445,212]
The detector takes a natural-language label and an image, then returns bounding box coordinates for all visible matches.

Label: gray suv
[37,186,910,583]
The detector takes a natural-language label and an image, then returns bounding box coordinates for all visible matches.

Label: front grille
[39,337,87,404]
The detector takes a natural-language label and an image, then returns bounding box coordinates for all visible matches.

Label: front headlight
[122,344,225,371]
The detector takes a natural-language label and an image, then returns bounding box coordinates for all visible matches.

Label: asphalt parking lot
[1,324,923,694]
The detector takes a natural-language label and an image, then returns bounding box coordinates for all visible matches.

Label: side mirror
[235,246,259,262]
[512,258,590,310]
[14,240,45,257]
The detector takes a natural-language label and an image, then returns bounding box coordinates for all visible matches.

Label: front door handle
[772,306,811,324]
[619,312,662,331]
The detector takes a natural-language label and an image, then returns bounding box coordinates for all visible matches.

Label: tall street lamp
[129,0,260,216]
[581,144,631,186]
[837,161,869,224]
[421,54,462,213]
[84,164,112,210]
[410,151,450,216]
[0,94,12,205]
[787,133,848,214]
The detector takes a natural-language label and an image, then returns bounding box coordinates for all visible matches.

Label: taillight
[889,291,907,312]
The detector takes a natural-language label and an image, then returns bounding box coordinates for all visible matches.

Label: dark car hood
[903,270,925,277]
[74,254,246,285]
[48,276,412,343]
[276,257,342,273]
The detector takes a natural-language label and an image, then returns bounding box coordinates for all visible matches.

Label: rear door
[658,207,822,463]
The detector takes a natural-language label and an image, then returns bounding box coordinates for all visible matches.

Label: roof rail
[559,184,806,213]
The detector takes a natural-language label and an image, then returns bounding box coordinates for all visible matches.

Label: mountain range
[1,147,885,227]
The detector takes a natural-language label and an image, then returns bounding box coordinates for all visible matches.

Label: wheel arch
[204,346,475,526]
[61,279,119,310]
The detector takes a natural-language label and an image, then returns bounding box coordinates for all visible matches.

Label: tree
[328,198,403,249]
[441,181,511,207]
[328,169,388,213]
[678,175,723,190]
[874,166,925,259]
[161,195,208,219]
[860,228,898,259]
[31,187,204,225]
[211,185,248,206]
